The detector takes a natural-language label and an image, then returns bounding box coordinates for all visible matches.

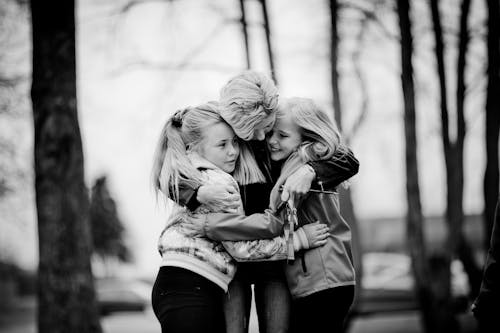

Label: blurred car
[96,278,151,316]
[351,252,469,316]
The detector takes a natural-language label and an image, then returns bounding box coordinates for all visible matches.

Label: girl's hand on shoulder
[197,184,240,211]
[281,164,316,202]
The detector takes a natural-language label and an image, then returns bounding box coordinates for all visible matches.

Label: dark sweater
[180,139,360,215]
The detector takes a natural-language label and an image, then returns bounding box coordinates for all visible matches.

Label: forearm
[222,236,289,262]
[308,147,359,187]
[222,225,315,262]
[203,210,284,241]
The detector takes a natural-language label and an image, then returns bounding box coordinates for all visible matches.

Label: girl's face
[266,112,302,161]
[251,113,276,141]
[199,122,240,173]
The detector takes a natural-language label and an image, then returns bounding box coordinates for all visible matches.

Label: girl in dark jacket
[266,97,356,333]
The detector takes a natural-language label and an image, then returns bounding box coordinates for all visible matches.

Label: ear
[187,142,202,155]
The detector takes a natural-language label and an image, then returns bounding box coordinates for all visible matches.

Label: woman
[177,71,359,333]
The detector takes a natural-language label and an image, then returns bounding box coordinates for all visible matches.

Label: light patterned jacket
[158,153,289,292]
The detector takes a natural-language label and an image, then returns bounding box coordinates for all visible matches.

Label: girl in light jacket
[266,97,357,333]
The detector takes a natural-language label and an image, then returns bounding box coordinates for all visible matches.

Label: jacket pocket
[299,252,309,275]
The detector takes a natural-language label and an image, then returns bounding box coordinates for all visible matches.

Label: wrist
[293,228,310,251]
[304,164,316,179]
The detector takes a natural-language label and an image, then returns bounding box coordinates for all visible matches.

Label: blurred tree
[238,0,251,69]
[397,0,452,332]
[328,0,363,320]
[429,0,481,300]
[90,176,132,274]
[259,0,277,84]
[235,0,277,82]
[30,0,102,332]
[484,0,500,253]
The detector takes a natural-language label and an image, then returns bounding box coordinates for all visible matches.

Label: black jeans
[151,266,226,333]
[291,285,355,333]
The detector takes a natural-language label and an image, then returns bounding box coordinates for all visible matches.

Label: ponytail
[151,109,203,203]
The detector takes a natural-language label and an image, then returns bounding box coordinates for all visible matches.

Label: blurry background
[0,0,497,332]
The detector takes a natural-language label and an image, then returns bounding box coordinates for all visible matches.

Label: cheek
[285,138,300,152]
[253,130,265,141]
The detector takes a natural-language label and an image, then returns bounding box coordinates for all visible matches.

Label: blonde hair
[152,102,265,202]
[220,70,279,140]
[277,97,348,163]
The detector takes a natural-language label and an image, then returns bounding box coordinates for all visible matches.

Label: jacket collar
[187,152,219,171]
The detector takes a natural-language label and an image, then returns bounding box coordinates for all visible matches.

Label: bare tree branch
[342,1,399,41]
[346,9,370,143]
[0,75,28,87]
[115,0,172,16]
[109,19,233,76]
[109,60,243,76]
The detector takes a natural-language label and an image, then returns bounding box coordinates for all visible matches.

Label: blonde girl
[150,102,328,333]
[267,97,357,333]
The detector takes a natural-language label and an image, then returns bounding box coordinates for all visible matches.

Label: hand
[281,165,315,202]
[182,214,206,238]
[295,222,329,250]
[197,184,240,211]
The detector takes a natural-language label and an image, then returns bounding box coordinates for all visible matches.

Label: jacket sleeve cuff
[185,186,201,211]
[293,227,310,251]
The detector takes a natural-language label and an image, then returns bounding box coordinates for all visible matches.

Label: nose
[227,142,238,156]
[267,132,277,145]
[254,130,265,141]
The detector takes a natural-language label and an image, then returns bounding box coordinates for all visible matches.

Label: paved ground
[0,296,477,333]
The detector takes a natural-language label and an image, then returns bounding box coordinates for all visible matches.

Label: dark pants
[291,285,355,333]
[151,266,226,333]
[224,262,291,333]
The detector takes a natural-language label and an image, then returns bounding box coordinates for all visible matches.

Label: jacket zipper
[300,252,308,273]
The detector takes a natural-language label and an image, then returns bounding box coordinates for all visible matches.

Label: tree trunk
[484,0,500,253]
[430,0,481,304]
[329,0,363,318]
[428,2,457,330]
[239,0,251,69]
[397,1,443,332]
[455,0,482,298]
[30,1,102,332]
[259,0,277,84]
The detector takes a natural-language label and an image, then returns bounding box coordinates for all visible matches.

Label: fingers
[283,168,313,198]
[316,232,329,240]
[224,185,237,194]
[223,201,240,211]
[281,189,290,202]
